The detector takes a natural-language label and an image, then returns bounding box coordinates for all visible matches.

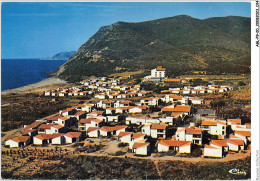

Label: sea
[1,59,66,91]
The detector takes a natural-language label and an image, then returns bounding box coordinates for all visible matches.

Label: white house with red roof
[132,142,150,156]
[204,145,223,158]
[5,136,31,148]
[140,97,159,106]
[51,134,65,145]
[175,127,203,145]
[106,115,119,122]
[64,132,82,143]
[234,130,251,145]
[201,119,227,136]
[227,119,242,130]
[78,118,103,131]
[129,133,146,149]
[143,123,168,139]
[227,139,244,152]
[86,127,100,138]
[118,132,133,143]
[129,105,148,114]
[157,140,191,153]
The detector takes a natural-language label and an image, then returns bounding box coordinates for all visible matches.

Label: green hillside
[57,15,250,81]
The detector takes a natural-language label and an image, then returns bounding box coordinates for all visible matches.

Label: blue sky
[1,2,251,59]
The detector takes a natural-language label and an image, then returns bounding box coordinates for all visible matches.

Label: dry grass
[109,70,145,78]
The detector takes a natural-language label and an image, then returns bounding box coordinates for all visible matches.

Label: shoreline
[1,77,67,95]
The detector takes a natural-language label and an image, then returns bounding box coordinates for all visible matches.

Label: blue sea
[1,59,66,91]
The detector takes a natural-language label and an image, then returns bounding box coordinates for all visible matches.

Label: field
[1,150,251,180]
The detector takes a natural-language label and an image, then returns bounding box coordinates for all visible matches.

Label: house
[118,132,133,143]
[140,97,159,106]
[64,132,82,143]
[78,104,94,113]
[201,119,226,136]
[151,66,166,78]
[75,111,87,121]
[106,108,116,115]
[33,134,56,145]
[99,126,117,137]
[132,142,150,156]
[151,123,168,139]
[161,105,175,114]
[129,105,148,114]
[96,100,114,109]
[115,125,127,136]
[204,145,223,158]
[175,127,202,145]
[106,115,119,122]
[55,116,71,127]
[86,127,100,138]
[126,116,146,125]
[164,78,181,84]
[116,106,134,114]
[210,140,228,155]
[21,129,38,137]
[52,134,65,145]
[60,108,76,117]
[78,118,103,131]
[171,105,191,115]
[157,140,191,153]
[5,136,30,148]
[87,111,104,118]
[114,100,132,108]
[159,117,174,125]
[129,133,146,149]
[227,119,242,131]
[234,130,251,145]
[227,139,244,152]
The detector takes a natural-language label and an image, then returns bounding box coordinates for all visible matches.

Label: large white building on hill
[144,66,166,81]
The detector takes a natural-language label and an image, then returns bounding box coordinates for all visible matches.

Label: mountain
[43,51,76,60]
[57,15,251,81]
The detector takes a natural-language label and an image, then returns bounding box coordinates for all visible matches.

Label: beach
[1,77,67,95]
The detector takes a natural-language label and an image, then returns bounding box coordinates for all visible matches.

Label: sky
[1,2,251,59]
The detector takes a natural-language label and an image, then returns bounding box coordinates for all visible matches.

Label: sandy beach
[1,77,67,95]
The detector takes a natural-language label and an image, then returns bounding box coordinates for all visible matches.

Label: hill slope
[57,15,250,81]
[43,51,76,60]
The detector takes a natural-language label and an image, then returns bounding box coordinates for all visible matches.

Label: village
[2,66,251,160]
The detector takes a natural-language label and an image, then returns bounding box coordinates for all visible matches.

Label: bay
[1,59,66,91]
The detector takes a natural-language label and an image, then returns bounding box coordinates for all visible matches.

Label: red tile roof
[64,132,82,138]
[132,133,146,139]
[164,78,181,83]
[86,127,99,132]
[75,111,87,115]
[235,130,251,137]
[79,118,93,124]
[185,127,202,135]
[169,94,183,100]
[8,136,30,143]
[156,66,166,71]
[210,140,228,147]
[151,123,167,130]
[92,119,103,124]
[227,139,244,146]
[114,125,127,131]
[159,140,191,147]
[118,132,133,137]
[172,105,191,113]
[227,119,241,125]
[133,142,149,149]
[100,126,116,132]
[202,120,217,126]
[52,124,64,129]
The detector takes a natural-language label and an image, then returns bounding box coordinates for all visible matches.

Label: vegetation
[57,15,250,81]
[2,155,250,180]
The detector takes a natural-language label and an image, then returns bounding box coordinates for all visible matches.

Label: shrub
[114,151,125,156]
[118,143,129,147]
[166,150,177,156]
